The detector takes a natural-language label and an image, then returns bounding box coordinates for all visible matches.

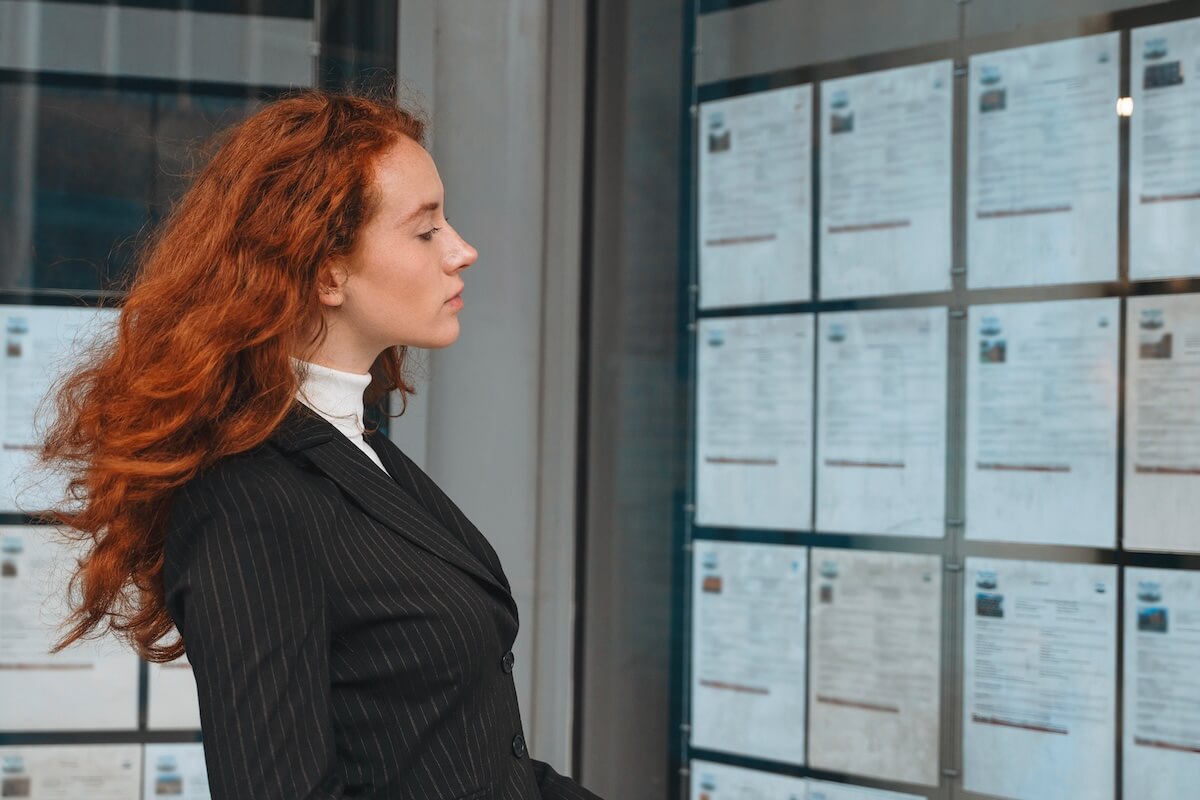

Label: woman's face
[322,136,477,358]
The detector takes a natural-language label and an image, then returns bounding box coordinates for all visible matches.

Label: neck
[295,317,383,376]
[296,351,377,376]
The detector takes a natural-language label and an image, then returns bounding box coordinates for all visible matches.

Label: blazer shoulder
[168,443,324,531]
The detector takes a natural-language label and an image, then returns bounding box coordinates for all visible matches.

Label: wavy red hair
[38,90,426,662]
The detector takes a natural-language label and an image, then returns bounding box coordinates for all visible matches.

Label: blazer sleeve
[531,758,605,800]
[163,466,346,800]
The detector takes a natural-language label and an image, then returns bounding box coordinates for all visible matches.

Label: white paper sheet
[967,34,1120,288]
[1123,567,1200,800]
[699,85,814,309]
[144,743,211,799]
[689,767,928,800]
[695,315,814,530]
[807,548,942,786]
[0,525,139,730]
[965,298,1120,546]
[689,760,806,800]
[806,779,926,800]
[690,542,807,764]
[818,61,953,299]
[815,308,947,537]
[0,305,119,515]
[1124,293,1200,553]
[962,558,1117,800]
[0,745,141,799]
[1131,18,1200,281]
[147,654,203,730]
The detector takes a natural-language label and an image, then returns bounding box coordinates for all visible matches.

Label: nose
[458,236,478,270]
[449,228,478,272]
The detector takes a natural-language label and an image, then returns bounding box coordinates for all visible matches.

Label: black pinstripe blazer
[163,403,602,800]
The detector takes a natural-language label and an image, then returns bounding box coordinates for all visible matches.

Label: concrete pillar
[393,0,587,775]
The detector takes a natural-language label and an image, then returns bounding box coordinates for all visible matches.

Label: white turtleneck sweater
[291,357,389,474]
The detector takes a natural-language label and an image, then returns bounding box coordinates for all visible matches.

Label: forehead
[371,137,442,213]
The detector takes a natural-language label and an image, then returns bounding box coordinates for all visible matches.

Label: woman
[40,91,603,800]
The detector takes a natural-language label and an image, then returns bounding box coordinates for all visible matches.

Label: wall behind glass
[0,2,395,795]
[0,0,395,293]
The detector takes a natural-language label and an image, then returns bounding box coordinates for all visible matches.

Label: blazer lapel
[364,431,512,595]
[270,405,511,602]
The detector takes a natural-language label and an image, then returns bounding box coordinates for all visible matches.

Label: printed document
[700,85,813,309]
[695,315,814,530]
[819,61,953,299]
[962,558,1117,800]
[691,542,808,764]
[968,34,1120,288]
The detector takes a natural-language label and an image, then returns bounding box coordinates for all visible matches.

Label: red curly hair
[38,90,426,662]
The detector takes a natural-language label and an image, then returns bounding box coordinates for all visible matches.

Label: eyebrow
[402,201,440,226]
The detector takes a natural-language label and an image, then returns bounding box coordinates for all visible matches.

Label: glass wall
[0,2,394,795]
[674,1,1200,799]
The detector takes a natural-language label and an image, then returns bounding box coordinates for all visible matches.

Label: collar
[291,357,372,441]
[267,403,516,608]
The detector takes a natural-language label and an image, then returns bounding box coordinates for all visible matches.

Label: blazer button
[512,734,527,759]
[501,651,515,674]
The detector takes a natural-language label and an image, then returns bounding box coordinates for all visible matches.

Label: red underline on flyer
[827,219,911,234]
[816,696,899,714]
[705,457,779,466]
[972,715,1067,735]
[704,233,777,246]
[0,663,94,671]
[699,680,769,696]
[1134,737,1200,754]
[1140,192,1200,204]
[976,205,1071,219]
[824,459,905,469]
[1135,465,1200,475]
[976,462,1070,473]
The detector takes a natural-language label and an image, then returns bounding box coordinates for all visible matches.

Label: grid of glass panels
[677,2,1200,799]
[0,2,394,796]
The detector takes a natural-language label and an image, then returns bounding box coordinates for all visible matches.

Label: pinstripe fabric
[163,403,603,800]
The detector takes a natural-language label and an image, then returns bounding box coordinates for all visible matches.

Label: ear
[317,261,349,308]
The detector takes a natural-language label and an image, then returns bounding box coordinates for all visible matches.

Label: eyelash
[418,226,442,241]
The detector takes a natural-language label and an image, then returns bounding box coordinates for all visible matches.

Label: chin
[416,324,461,350]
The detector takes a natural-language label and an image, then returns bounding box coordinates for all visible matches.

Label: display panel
[147,655,202,730]
[807,549,942,786]
[965,298,1120,547]
[0,305,119,515]
[818,60,954,299]
[815,307,947,538]
[690,542,808,764]
[682,8,1200,800]
[0,525,139,731]
[689,763,930,800]
[690,760,807,799]
[807,779,927,800]
[695,315,814,531]
[1130,18,1200,281]
[699,85,814,309]
[1123,567,1200,800]
[967,34,1121,288]
[0,745,141,799]
[144,743,212,800]
[962,558,1117,800]
[1124,293,1200,553]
